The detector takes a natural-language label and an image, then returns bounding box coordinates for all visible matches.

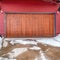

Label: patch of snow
[45,48,50,52]
[3,40,8,47]
[7,48,28,58]
[4,37,60,47]
[29,46,41,50]
[37,38,53,41]
[10,40,15,45]
[0,57,16,60]
[37,38,60,47]
[0,37,3,49]
[40,50,48,60]
[54,34,60,42]
[10,40,37,45]
[0,44,2,50]
[35,57,38,60]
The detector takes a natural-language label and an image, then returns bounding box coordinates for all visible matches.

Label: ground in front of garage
[0,38,60,60]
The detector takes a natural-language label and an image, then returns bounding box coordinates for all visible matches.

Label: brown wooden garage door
[5,13,55,38]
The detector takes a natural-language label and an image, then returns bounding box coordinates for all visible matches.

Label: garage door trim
[4,12,56,38]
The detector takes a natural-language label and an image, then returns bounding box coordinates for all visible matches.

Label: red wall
[0,0,60,36]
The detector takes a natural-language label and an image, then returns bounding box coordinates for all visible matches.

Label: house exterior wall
[0,0,60,36]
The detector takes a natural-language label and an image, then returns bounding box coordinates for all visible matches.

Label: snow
[8,36,60,47]
[1,34,60,60]
[35,57,38,60]
[7,48,28,58]
[45,48,50,52]
[29,46,41,50]
[0,34,60,49]
[54,34,60,42]
[40,50,48,60]
[3,40,8,47]
[0,57,16,60]
[35,49,48,60]
[0,37,3,49]
[37,38,60,47]
[10,40,37,45]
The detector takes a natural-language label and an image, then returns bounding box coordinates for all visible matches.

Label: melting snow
[7,48,27,58]
[8,37,60,47]
[37,38,60,47]
[3,40,8,47]
[10,40,37,45]
[40,50,48,60]
[0,37,3,49]
[54,34,60,42]
[0,57,16,60]
[0,34,60,49]
[35,49,48,60]
[35,57,38,60]
[29,46,41,50]
[0,34,60,60]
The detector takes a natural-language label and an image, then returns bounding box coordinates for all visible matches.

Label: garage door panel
[6,13,55,38]
[49,14,55,37]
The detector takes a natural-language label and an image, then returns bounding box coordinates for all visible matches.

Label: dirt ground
[0,40,60,60]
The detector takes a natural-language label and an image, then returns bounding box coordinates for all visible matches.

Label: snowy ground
[0,34,60,60]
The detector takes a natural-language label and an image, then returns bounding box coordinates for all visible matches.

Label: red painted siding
[0,0,60,35]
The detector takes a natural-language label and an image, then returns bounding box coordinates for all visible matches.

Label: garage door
[5,13,55,38]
